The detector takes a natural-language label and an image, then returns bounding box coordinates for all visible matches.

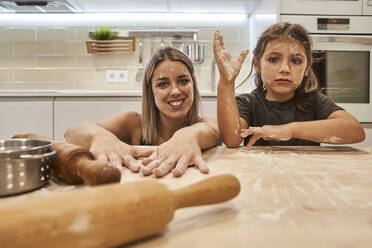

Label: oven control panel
[317,18,350,31]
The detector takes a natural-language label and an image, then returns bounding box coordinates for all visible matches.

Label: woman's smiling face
[151,59,194,122]
[255,37,310,102]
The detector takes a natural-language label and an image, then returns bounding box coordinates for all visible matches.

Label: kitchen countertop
[0,90,217,97]
[1,145,372,247]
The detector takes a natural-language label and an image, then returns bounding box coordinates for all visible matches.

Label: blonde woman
[65,47,219,177]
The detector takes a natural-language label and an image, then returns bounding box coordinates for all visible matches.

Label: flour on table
[256,207,287,221]
[69,214,90,233]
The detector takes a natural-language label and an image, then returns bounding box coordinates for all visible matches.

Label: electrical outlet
[106,70,129,83]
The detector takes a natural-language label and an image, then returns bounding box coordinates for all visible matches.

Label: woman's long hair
[141,46,200,145]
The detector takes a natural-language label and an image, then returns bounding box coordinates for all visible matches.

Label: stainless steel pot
[185,43,205,64]
[0,139,55,197]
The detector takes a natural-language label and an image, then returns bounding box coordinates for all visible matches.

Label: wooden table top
[2,146,372,248]
[124,145,372,248]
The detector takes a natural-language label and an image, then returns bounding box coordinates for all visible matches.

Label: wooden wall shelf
[86,37,136,54]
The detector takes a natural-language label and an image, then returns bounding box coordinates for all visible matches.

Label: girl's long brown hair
[252,22,319,111]
[141,46,200,145]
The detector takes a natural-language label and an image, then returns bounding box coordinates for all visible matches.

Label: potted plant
[93,26,117,40]
[87,26,134,54]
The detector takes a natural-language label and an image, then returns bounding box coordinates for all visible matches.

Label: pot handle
[19,150,56,159]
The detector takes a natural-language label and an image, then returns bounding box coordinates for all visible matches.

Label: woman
[65,46,219,177]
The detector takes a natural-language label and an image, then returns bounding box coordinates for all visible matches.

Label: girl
[214,22,365,147]
[65,46,219,177]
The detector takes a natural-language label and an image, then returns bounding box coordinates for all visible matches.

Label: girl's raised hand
[213,30,249,85]
[241,125,294,146]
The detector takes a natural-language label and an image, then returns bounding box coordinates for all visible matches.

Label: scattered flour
[253,177,262,191]
[233,129,238,136]
[256,207,287,221]
[69,214,90,233]
[329,136,342,143]
[322,136,342,143]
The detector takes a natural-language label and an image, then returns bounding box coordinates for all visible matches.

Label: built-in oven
[281,15,372,123]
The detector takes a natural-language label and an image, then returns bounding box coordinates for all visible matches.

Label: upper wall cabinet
[72,0,262,13]
[280,0,364,16]
[0,0,262,14]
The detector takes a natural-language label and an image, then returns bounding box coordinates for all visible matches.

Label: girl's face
[151,59,194,123]
[254,38,310,102]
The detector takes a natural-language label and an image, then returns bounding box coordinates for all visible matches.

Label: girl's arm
[141,117,220,177]
[291,110,365,144]
[214,30,249,148]
[241,110,365,146]
[218,83,248,147]
[64,112,154,171]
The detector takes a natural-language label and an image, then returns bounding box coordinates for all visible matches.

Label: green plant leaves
[93,26,115,40]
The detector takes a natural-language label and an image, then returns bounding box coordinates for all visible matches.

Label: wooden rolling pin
[0,174,240,248]
[12,133,121,186]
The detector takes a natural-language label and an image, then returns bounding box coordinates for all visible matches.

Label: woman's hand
[89,134,154,172]
[140,132,209,178]
[213,30,249,85]
[241,124,294,146]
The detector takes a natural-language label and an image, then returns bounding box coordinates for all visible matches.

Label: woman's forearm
[198,117,220,149]
[217,82,243,147]
[64,120,117,149]
[174,118,220,150]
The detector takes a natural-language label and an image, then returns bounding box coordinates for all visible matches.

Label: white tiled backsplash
[0,18,253,92]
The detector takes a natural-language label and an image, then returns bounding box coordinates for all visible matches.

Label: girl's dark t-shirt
[236,89,344,146]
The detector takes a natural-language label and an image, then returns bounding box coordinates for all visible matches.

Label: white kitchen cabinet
[48,0,262,14]
[0,97,53,140]
[53,97,142,140]
[280,0,363,15]
[359,124,372,146]
[200,96,217,118]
